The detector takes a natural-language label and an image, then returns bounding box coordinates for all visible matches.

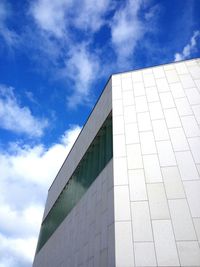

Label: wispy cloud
[25,91,39,105]
[0,85,48,137]
[111,0,144,62]
[0,0,18,46]
[62,43,100,108]
[20,0,159,108]
[174,30,200,61]
[29,0,108,107]
[0,124,81,266]
[72,0,112,32]
[30,0,71,38]
[30,0,112,36]
[110,0,159,67]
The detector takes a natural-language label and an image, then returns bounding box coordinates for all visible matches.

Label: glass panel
[36,114,112,254]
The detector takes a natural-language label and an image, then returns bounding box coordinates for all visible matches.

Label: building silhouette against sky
[33,58,200,267]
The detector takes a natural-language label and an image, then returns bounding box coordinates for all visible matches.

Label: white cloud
[30,0,108,108]
[0,204,43,238]
[144,4,160,21]
[31,0,72,38]
[31,0,111,37]
[62,44,100,108]
[0,234,37,266]
[0,125,81,189]
[0,0,18,45]
[110,0,145,64]
[72,0,111,32]
[110,0,160,67]
[174,30,200,61]
[0,124,81,266]
[0,85,48,137]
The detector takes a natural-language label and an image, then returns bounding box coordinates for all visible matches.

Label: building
[33,58,200,267]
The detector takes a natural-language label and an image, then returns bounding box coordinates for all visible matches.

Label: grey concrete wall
[43,79,112,220]
[112,58,200,267]
[33,159,115,267]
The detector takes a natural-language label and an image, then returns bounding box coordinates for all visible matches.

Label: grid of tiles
[112,58,200,267]
[33,160,115,267]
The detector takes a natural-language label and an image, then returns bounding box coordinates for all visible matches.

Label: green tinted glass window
[36,114,113,254]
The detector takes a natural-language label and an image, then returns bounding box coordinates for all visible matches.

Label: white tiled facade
[33,58,200,267]
[112,58,200,267]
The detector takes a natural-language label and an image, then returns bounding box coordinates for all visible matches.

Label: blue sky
[0,0,200,266]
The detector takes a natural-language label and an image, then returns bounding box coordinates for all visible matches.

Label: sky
[0,0,200,266]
